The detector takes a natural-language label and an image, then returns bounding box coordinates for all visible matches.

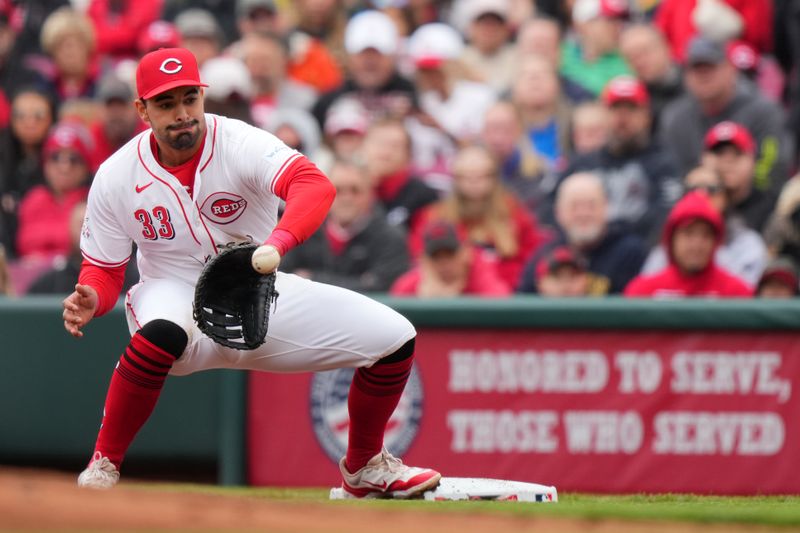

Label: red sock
[346,355,413,472]
[92,332,176,468]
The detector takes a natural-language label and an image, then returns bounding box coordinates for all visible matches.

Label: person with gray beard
[556,76,682,243]
[518,172,647,294]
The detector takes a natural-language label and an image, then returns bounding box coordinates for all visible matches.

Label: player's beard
[165,119,201,150]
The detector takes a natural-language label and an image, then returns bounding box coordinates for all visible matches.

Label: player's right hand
[62,284,98,338]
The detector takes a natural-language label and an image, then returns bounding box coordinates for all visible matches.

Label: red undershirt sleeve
[78,260,127,317]
[265,156,336,256]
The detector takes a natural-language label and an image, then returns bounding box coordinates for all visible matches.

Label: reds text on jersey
[80,114,301,285]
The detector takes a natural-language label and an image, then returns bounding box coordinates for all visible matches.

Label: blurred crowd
[1,0,799,300]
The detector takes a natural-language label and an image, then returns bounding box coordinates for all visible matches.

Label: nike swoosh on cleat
[360,480,388,490]
[135,182,154,193]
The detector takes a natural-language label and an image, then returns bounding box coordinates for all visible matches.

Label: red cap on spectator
[602,75,649,106]
[138,21,181,55]
[43,121,95,167]
[136,47,207,100]
[536,247,587,279]
[704,121,755,155]
[726,40,759,72]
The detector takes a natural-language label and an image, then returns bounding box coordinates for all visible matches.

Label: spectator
[410,145,544,290]
[619,23,684,130]
[175,8,223,67]
[511,55,572,171]
[137,20,181,55]
[382,0,441,37]
[655,0,773,63]
[535,246,591,297]
[625,190,753,298]
[266,108,322,163]
[0,243,9,295]
[561,76,682,242]
[407,23,496,144]
[640,165,768,287]
[281,159,409,292]
[235,0,282,38]
[312,10,416,127]
[27,201,138,294]
[322,98,369,164]
[361,118,438,229]
[458,0,516,94]
[560,0,631,96]
[90,73,143,166]
[87,0,162,60]
[201,56,254,124]
[481,100,556,223]
[516,16,594,103]
[763,176,800,265]
[38,7,99,103]
[241,31,316,130]
[391,220,511,297]
[282,0,344,93]
[16,121,92,259]
[0,5,40,105]
[0,87,56,255]
[755,256,799,298]
[659,37,791,194]
[519,172,647,295]
[701,121,775,233]
[571,101,610,155]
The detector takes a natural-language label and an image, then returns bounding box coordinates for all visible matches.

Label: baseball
[251,244,281,274]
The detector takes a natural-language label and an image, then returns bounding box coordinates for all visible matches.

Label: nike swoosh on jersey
[135,182,154,193]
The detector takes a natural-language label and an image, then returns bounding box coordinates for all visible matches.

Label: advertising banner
[249,329,798,494]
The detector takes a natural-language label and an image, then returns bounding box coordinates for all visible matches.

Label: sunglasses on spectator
[686,184,723,195]
[336,185,369,195]
[13,110,49,122]
[47,152,85,166]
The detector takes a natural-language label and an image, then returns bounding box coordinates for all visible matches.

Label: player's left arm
[252,156,336,274]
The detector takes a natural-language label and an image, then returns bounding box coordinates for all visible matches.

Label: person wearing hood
[624,190,752,298]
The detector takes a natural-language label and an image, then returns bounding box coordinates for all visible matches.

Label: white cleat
[77,452,120,489]
[339,447,441,499]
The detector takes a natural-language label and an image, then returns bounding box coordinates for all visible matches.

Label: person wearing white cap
[457,0,517,94]
[312,10,417,128]
[407,23,495,143]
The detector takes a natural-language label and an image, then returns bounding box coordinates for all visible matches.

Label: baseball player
[62,48,441,497]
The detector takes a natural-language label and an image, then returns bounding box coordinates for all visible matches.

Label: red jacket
[409,196,544,290]
[625,191,752,298]
[87,0,163,58]
[390,248,512,297]
[656,0,773,62]
[16,185,89,258]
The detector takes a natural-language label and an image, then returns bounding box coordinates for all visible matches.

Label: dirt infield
[0,468,785,533]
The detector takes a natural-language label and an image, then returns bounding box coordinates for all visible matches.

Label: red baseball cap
[704,121,755,155]
[43,121,95,168]
[136,47,207,100]
[137,21,181,55]
[726,40,759,72]
[536,247,587,279]
[602,75,649,107]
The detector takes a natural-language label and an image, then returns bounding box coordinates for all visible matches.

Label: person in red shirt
[90,73,146,168]
[87,0,162,60]
[624,190,752,298]
[391,220,511,297]
[16,121,93,259]
[409,145,545,290]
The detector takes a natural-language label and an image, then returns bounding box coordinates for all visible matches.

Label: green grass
[132,484,800,527]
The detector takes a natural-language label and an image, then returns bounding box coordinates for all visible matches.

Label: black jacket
[280,209,410,293]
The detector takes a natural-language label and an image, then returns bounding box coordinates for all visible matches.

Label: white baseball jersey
[81,113,415,374]
[81,114,301,286]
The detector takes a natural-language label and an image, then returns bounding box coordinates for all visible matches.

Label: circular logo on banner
[310,366,424,463]
[159,58,183,74]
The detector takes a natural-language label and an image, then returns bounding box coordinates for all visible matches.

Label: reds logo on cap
[136,47,208,100]
[159,58,183,74]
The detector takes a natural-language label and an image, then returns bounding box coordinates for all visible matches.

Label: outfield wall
[2,297,799,493]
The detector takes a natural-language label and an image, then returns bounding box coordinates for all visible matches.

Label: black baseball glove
[193,242,279,350]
